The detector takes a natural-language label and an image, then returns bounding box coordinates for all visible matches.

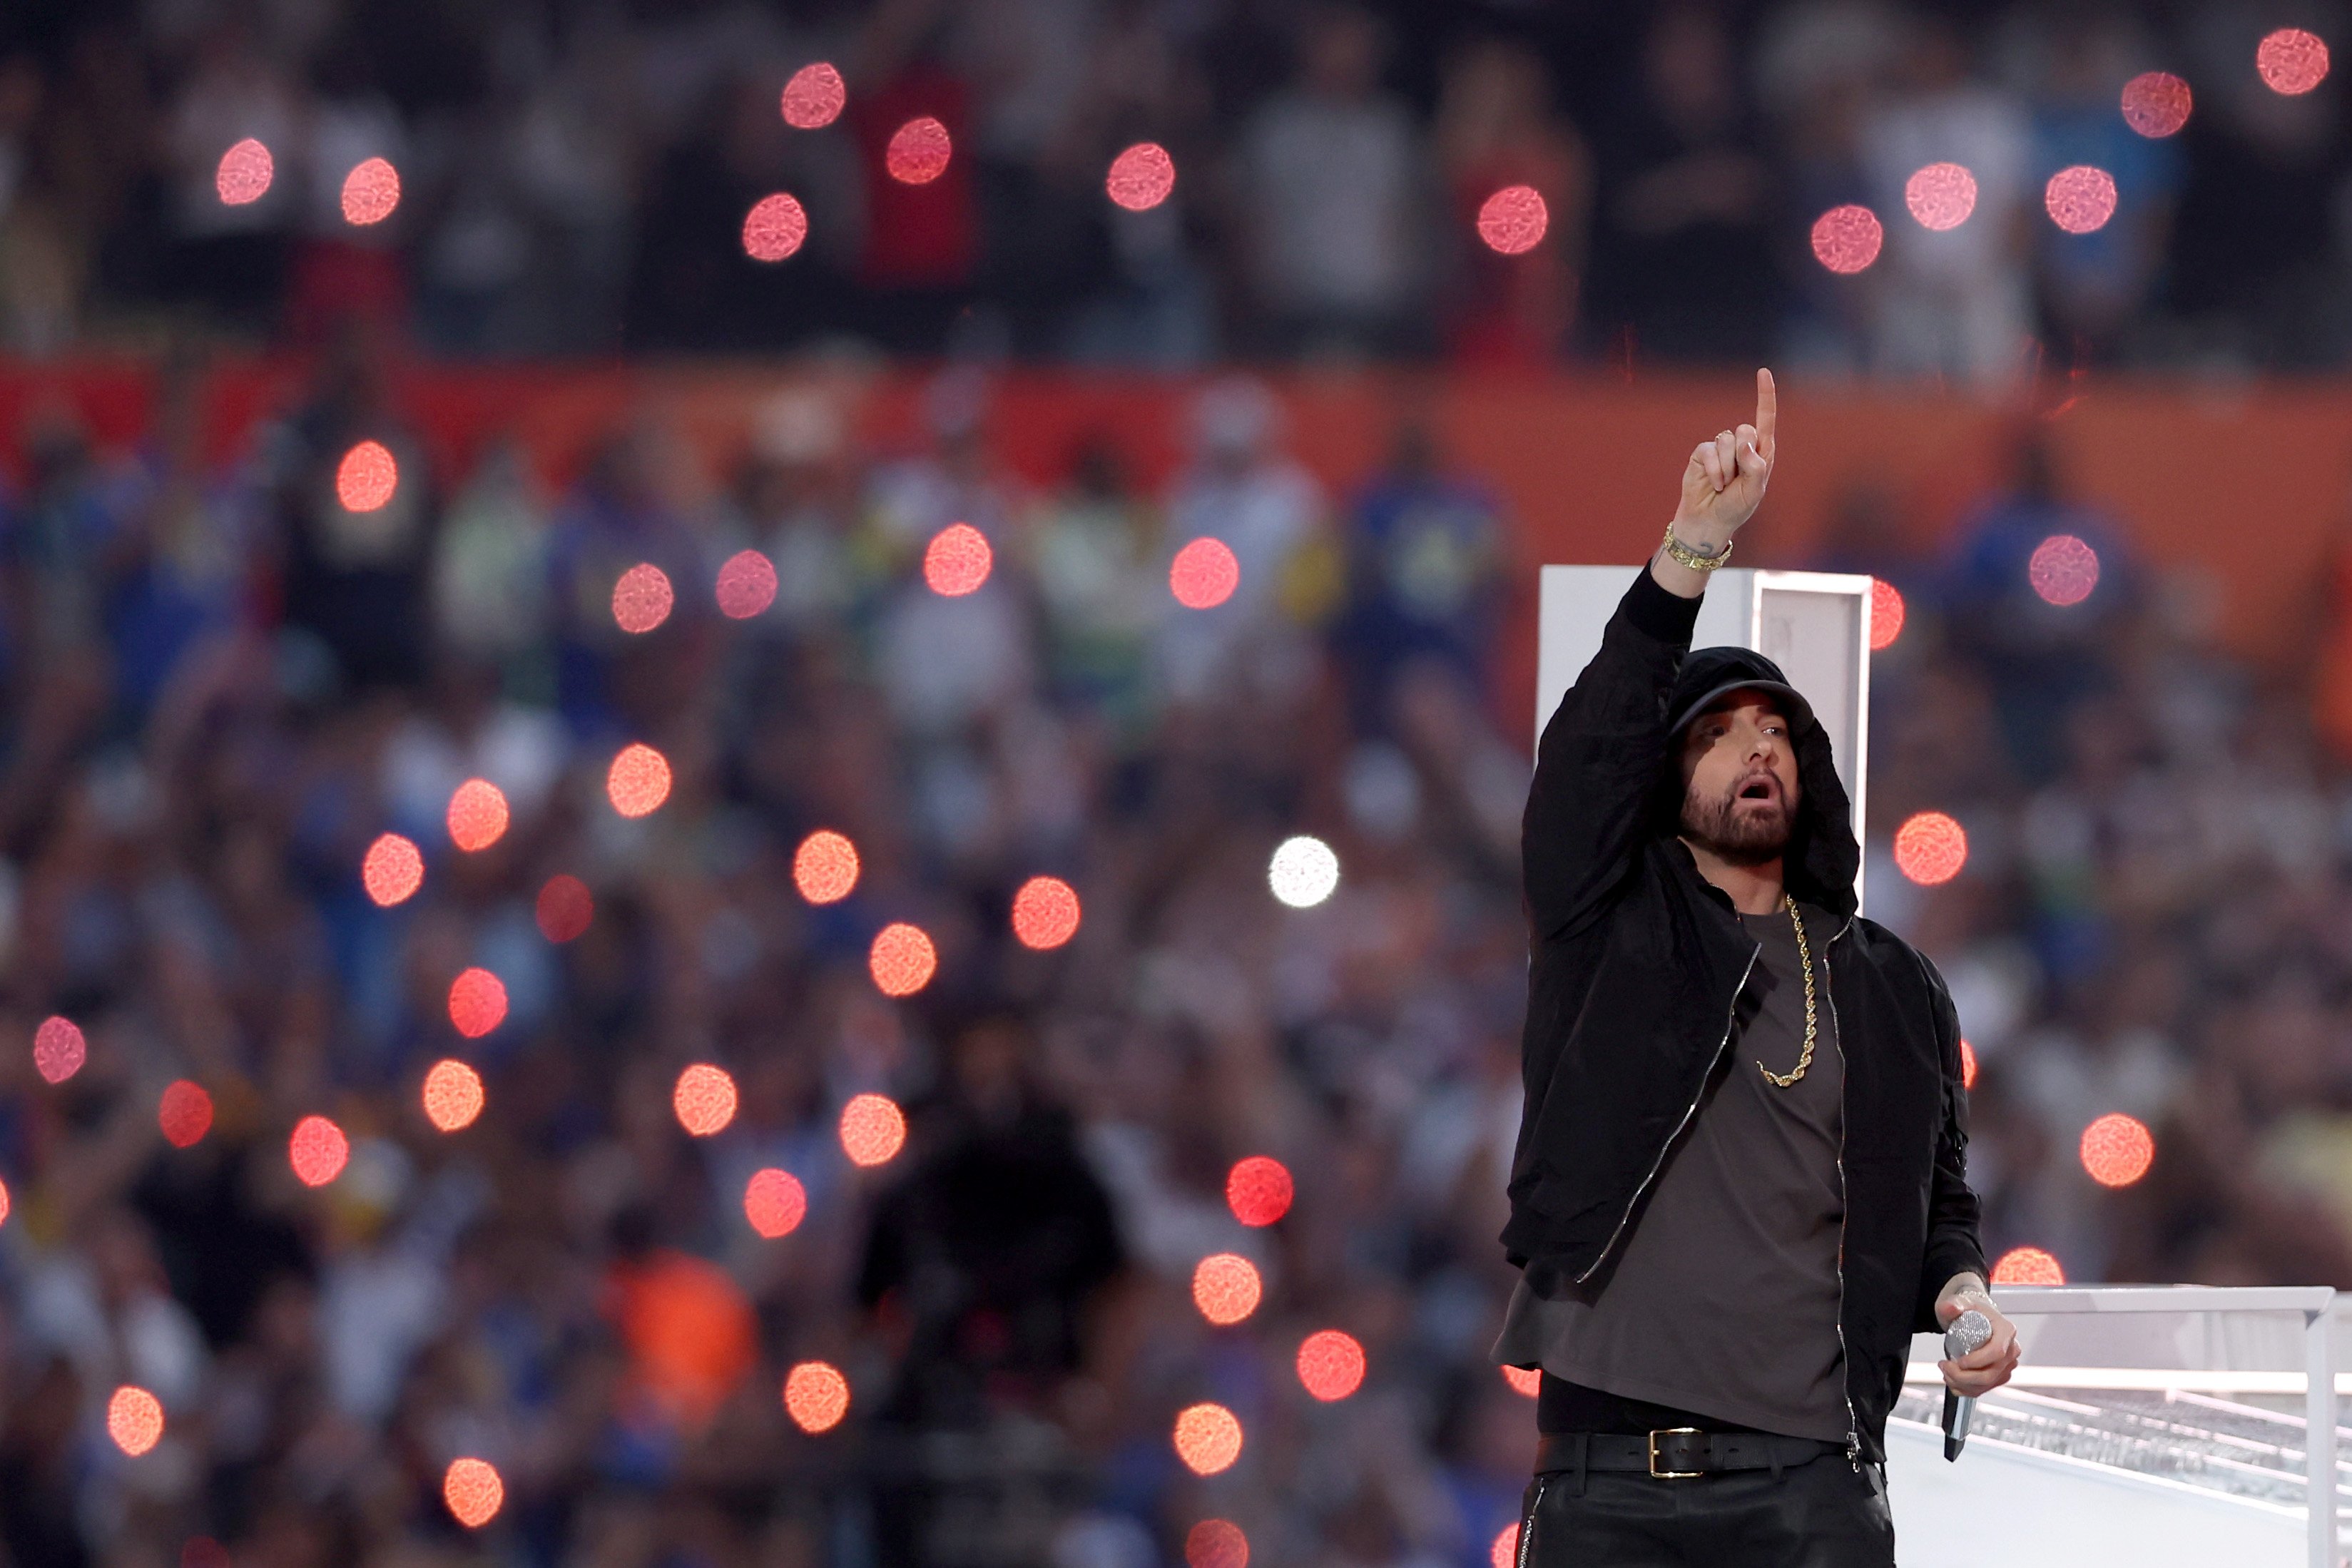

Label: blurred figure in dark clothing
[1584,4,1776,365]
[858,1012,1124,1427]
[1934,431,2137,783]
[2164,1,2352,367]
[857,1011,1125,1565]
[0,1347,88,1568]
[623,71,860,352]
[265,326,432,693]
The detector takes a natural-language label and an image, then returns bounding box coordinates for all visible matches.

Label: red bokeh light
[1905,162,1978,230]
[422,1059,485,1133]
[1960,1039,1978,1091]
[447,778,509,851]
[0,1178,9,1226]
[2259,28,2331,96]
[1477,184,1549,255]
[794,830,861,904]
[1295,1329,1366,1401]
[337,440,398,512]
[448,967,509,1038]
[782,62,847,129]
[1011,876,1081,950]
[2121,71,2193,137]
[1992,1246,2065,1286]
[1186,1520,1249,1568]
[716,550,779,618]
[868,922,937,997]
[216,138,273,205]
[2079,1111,2155,1187]
[442,1457,504,1528]
[2028,533,2099,606]
[108,1385,164,1456]
[673,1064,739,1137]
[1869,579,1905,651]
[1810,203,1883,274]
[840,1092,907,1166]
[1191,1253,1263,1326]
[1173,1402,1243,1475]
[1490,1524,1520,1568]
[340,157,400,225]
[1226,1155,1294,1226]
[743,193,808,263]
[1893,811,1968,887]
[288,1115,350,1186]
[158,1080,214,1148]
[1170,536,1240,609]
[922,522,993,596]
[785,1360,851,1433]
[536,875,594,942]
[1502,1365,1540,1398]
[744,1168,808,1238]
[33,1015,86,1084]
[607,743,673,818]
[886,116,953,184]
[362,833,424,906]
[1106,142,1177,211]
[612,562,675,633]
[2044,166,2118,235]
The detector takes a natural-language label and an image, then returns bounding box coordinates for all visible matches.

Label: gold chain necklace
[1756,893,1816,1088]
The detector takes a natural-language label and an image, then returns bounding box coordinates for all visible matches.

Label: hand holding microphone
[1935,1279,2023,1461]
[1941,1310,1992,1460]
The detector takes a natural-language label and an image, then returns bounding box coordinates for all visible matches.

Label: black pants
[1516,1453,1895,1567]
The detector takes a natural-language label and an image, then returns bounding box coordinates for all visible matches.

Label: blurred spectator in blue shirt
[1335,416,1504,738]
[2023,13,2183,362]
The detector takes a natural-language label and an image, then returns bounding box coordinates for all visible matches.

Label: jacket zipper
[1517,1477,1548,1568]
[1826,915,1860,1467]
[1573,944,1761,1286]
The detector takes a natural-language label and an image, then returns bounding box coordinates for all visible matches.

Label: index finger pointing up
[1754,367,1777,456]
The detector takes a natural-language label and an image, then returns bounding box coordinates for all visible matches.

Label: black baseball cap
[1664,646,1816,740]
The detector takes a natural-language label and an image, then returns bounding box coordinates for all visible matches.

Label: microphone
[1941,1309,1992,1462]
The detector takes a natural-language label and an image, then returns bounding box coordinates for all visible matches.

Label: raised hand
[1672,367,1777,550]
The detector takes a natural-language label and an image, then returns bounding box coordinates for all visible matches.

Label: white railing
[1901,1286,2338,1568]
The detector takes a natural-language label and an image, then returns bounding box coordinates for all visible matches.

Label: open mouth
[1736,778,1778,803]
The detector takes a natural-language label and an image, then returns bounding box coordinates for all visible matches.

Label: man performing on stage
[1495,370,2019,1565]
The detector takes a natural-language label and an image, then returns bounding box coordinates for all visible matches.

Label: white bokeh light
[1268,835,1340,908]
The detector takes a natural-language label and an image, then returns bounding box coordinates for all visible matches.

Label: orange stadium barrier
[1,358,2344,715]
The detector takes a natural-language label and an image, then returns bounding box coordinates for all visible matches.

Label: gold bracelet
[1661,525,1734,571]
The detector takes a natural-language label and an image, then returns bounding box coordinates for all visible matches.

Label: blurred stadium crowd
[0,0,2350,374]
[4,333,2352,1565]
[0,0,2351,1567]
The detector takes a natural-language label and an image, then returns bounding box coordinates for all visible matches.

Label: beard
[1679,775,1796,866]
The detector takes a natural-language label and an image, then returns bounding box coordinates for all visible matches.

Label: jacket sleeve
[1913,953,1988,1333]
[1524,567,1701,939]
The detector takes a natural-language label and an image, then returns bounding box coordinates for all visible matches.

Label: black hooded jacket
[1503,568,1984,1462]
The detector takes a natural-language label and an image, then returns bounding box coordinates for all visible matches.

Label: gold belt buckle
[1648,1427,1706,1479]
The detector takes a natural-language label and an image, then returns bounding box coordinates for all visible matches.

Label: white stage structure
[1893,1286,2338,1568]
[1535,565,2346,1566]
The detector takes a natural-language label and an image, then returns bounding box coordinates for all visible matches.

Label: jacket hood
[1655,645,1860,920]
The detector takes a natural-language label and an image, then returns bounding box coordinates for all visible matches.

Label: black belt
[1535,1428,1842,1480]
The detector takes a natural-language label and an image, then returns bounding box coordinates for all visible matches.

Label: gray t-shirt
[1492,899,1849,1441]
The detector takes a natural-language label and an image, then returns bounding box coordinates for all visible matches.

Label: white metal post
[2308,1303,2336,1568]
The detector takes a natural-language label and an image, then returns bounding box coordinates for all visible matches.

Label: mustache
[1680,769,1796,866]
